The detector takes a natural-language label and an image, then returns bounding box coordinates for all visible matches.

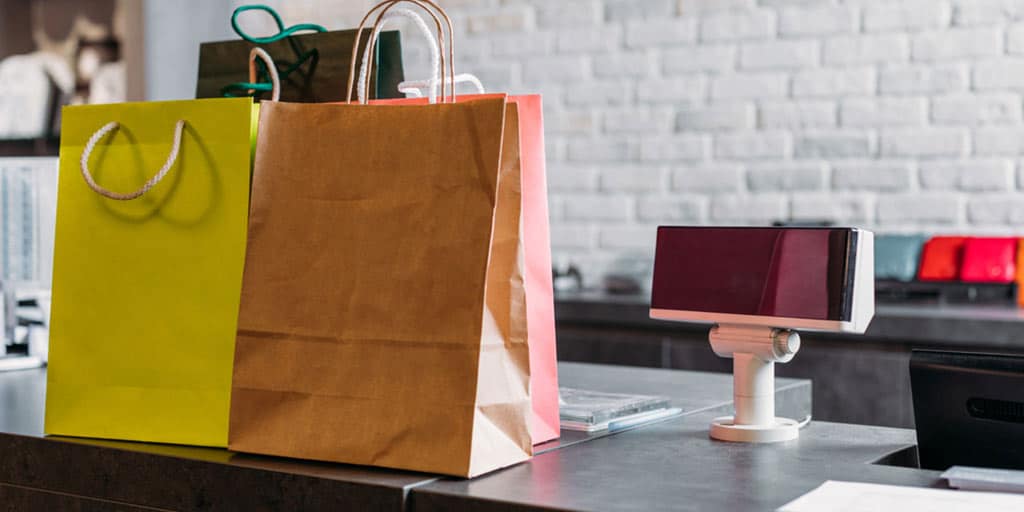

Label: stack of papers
[779,481,1024,511]
[943,466,1024,493]
[559,387,680,433]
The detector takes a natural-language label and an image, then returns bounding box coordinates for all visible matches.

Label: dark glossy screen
[651,227,853,321]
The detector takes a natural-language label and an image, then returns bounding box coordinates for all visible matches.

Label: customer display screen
[651,227,855,321]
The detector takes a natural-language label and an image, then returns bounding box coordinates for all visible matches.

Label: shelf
[0,138,60,157]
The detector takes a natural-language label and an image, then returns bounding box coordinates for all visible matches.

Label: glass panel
[651,227,853,321]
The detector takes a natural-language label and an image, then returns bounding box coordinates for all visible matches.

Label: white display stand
[708,324,802,443]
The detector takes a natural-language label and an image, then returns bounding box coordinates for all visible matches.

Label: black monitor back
[911,349,1024,470]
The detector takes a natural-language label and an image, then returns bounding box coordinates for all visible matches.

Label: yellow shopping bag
[45,97,258,447]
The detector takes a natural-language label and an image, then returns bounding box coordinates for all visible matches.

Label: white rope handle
[249,47,280,101]
[398,73,485,97]
[79,120,186,201]
[358,7,439,104]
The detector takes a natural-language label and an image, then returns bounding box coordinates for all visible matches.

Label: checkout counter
[1,361,951,511]
[3,228,1020,509]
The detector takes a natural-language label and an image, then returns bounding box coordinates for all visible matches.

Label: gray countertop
[405,345,943,512]
[0,369,436,510]
[556,290,1024,348]
[0,363,810,510]
[411,415,937,512]
[0,364,44,436]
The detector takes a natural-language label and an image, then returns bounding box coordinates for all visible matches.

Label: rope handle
[222,5,322,99]
[357,7,440,103]
[386,6,480,100]
[349,0,448,104]
[231,4,326,44]
[220,47,282,100]
[249,47,281,101]
[363,0,455,104]
[79,120,185,201]
[398,74,485,98]
[347,0,455,104]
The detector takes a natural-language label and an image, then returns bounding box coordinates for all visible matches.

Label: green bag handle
[231,4,326,44]
[221,4,326,99]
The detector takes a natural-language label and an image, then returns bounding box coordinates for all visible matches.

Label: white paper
[779,480,1024,512]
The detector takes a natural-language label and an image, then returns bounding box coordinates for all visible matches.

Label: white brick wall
[739,40,819,69]
[250,0,1024,283]
[761,101,836,128]
[793,68,875,97]
[880,64,968,94]
[840,98,927,127]
[824,34,910,65]
[833,161,914,192]
[863,1,951,32]
[778,5,858,37]
[677,103,755,131]
[911,28,1003,60]
[700,10,777,42]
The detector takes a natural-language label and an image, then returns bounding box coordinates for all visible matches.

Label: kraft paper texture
[371,94,560,444]
[229,96,532,477]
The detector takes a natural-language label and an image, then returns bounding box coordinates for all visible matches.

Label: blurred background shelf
[555,289,1024,430]
[0,138,60,157]
[0,0,143,159]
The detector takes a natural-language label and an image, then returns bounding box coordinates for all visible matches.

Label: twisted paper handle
[249,47,281,101]
[358,7,439,103]
[347,0,455,104]
[79,120,185,201]
[399,74,485,98]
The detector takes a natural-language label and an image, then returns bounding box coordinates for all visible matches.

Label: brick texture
[257,0,1024,278]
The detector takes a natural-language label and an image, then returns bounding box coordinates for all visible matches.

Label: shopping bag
[515,95,559,444]
[196,27,405,102]
[374,9,558,440]
[44,96,257,447]
[228,2,531,477]
[229,96,531,477]
[374,92,560,445]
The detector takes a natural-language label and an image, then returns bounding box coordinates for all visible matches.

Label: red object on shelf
[960,237,1018,283]
[918,236,968,281]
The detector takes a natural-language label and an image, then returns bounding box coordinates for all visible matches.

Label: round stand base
[709,416,800,443]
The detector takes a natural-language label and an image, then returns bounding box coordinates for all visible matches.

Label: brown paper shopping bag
[228,1,532,478]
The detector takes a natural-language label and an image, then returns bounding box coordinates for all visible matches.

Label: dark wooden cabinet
[556,292,1024,428]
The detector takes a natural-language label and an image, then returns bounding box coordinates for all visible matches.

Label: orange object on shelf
[961,237,1018,283]
[918,236,968,281]
[1017,240,1024,307]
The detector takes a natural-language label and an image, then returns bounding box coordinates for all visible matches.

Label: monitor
[650,226,874,333]
[911,349,1024,471]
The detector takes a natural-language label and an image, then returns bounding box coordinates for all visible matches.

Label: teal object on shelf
[876,234,927,282]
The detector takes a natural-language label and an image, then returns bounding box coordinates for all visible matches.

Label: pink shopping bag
[372,93,560,444]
